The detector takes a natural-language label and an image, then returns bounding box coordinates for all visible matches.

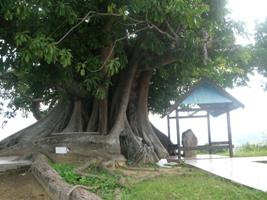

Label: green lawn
[121,166,267,200]
[53,162,267,200]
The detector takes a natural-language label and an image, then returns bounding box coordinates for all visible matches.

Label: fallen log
[31,153,101,200]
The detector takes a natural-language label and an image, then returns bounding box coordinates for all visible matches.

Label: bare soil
[0,170,51,200]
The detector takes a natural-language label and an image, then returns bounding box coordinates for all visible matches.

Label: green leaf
[107,3,116,13]
[59,49,72,67]
[15,32,29,47]
[4,10,13,20]
[22,50,32,63]
[80,69,85,76]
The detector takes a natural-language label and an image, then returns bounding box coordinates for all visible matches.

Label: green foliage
[15,31,30,46]
[59,49,72,67]
[106,58,121,76]
[53,163,80,184]
[0,0,252,117]
[254,19,267,85]
[52,163,123,199]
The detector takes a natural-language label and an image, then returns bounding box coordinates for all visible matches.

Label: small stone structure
[182,129,198,158]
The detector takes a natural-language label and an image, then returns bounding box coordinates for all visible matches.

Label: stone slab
[185,155,267,192]
[0,156,32,172]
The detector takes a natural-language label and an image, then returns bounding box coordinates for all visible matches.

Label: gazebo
[163,79,244,159]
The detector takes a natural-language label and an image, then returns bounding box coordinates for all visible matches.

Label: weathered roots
[0,63,170,164]
[119,71,169,164]
[151,124,175,155]
[0,100,72,149]
[120,118,166,164]
[0,100,169,164]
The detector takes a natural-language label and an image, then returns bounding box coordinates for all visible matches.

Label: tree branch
[55,11,94,45]
[31,101,42,120]
[88,26,149,73]
[55,10,179,46]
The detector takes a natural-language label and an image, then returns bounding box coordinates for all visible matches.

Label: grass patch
[234,143,267,157]
[121,166,267,200]
[52,162,267,200]
[198,143,267,157]
[213,143,267,157]
[52,163,123,199]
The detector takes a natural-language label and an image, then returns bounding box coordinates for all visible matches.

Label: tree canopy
[0,0,254,163]
[0,0,251,116]
[253,19,267,83]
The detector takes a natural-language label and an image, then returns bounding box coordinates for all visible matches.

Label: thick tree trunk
[135,71,169,158]
[63,100,83,132]
[98,99,108,135]
[121,70,169,163]
[0,52,169,164]
[108,53,140,137]
[86,99,99,132]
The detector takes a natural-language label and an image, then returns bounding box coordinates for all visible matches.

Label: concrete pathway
[0,156,32,173]
[185,155,267,192]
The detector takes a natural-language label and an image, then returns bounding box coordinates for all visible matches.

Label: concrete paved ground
[0,156,32,172]
[185,155,267,192]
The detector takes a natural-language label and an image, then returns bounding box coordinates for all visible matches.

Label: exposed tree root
[0,58,170,164]
[0,100,72,149]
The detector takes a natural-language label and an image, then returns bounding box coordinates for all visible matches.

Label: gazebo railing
[169,141,233,152]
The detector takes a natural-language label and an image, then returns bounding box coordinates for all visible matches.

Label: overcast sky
[1,0,267,145]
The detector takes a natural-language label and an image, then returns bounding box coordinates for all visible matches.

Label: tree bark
[98,98,108,135]
[108,51,140,137]
[63,100,83,132]
[86,99,99,132]
[31,101,43,120]
[116,69,169,163]
[135,71,169,158]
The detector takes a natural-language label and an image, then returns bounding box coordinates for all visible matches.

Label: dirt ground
[0,171,51,200]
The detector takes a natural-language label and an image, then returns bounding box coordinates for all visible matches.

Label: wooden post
[167,115,170,139]
[175,109,181,159]
[226,111,233,157]
[207,111,212,154]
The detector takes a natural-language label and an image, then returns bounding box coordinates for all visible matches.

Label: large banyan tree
[0,0,251,163]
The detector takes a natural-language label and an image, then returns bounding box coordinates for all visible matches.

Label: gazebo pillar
[175,109,181,159]
[226,111,234,157]
[167,115,170,139]
[207,111,212,154]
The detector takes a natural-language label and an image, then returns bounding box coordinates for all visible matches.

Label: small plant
[52,163,124,200]
[53,163,79,184]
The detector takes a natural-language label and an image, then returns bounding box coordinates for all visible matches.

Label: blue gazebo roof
[182,82,232,105]
[164,79,244,117]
